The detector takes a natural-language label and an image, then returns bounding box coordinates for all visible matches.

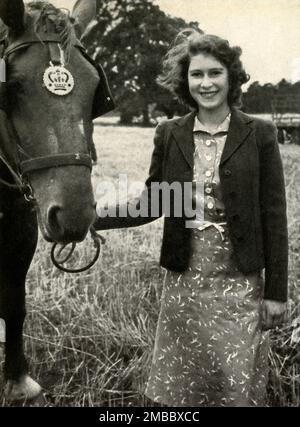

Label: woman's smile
[199,90,219,99]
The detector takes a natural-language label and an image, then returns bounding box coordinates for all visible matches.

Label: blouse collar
[193,112,231,135]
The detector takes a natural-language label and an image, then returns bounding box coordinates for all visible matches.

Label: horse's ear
[71,0,97,40]
[0,0,25,35]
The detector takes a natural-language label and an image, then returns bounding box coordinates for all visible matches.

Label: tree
[242,81,276,114]
[84,0,202,125]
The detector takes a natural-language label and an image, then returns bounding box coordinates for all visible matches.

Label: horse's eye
[5,79,24,111]
[6,79,23,93]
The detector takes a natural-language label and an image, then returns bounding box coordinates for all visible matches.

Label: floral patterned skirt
[145,225,269,407]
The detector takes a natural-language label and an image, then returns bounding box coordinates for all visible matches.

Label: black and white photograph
[0,0,299,408]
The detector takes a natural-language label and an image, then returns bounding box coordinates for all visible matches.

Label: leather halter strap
[20,153,93,176]
[3,32,83,59]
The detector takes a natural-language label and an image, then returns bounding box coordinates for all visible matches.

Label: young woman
[94,31,288,407]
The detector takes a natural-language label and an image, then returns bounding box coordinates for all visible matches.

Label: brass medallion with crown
[43,64,74,96]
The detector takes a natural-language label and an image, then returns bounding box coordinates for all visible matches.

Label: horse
[0,0,114,401]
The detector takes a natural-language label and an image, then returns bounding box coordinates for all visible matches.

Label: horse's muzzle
[46,203,96,243]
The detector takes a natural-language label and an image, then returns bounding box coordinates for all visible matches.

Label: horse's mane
[0,2,74,55]
[27,1,73,57]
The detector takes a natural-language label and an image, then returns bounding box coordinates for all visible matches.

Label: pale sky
[25,0,300,85]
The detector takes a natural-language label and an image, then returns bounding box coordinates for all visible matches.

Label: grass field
[1,124,300,407]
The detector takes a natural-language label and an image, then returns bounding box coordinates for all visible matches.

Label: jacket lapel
[171,109,254,169]
[171,111,196,169]
[220,109,253,165]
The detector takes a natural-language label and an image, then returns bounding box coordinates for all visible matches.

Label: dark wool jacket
[95,109,289,302]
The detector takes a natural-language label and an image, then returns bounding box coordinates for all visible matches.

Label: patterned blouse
[190,113,231,231]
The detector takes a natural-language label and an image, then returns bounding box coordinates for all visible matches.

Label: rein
[51,227,106,274]
[0,32,105,273]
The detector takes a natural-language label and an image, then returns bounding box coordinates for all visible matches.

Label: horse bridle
[0,32,106,273]
[1,34,94,194]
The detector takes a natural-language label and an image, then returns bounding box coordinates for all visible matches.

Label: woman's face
[188,53,230,113]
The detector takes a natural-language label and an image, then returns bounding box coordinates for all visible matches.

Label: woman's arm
[259,122,288,302]
[94,122,165,230]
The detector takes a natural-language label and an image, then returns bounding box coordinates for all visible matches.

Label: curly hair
[158,29,250,110]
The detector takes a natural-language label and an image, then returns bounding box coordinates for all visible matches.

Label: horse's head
[0,0,113,244]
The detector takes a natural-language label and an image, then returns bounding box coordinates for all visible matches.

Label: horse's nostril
[47,205,63,237]
[46,203,95,243]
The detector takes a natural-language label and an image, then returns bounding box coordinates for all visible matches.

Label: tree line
[243,80,300,115]
[84,0,299,125]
